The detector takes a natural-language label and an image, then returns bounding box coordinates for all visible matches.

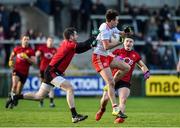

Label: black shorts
[12,70,28,84]
[44,66,63,85]
[114,80,131,91]
[39,70,45,79]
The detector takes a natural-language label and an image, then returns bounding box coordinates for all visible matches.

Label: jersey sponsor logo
[145,75,180,96]
[44,53,54,59]
[123,57,133,65]
[17,53,25,60]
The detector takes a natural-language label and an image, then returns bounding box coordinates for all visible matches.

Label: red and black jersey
[112,48,141,83]
[13,46,35,75]
[38,45,56,71]
[49,40,77,73]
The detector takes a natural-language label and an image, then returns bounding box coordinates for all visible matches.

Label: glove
[21,53,29,59]
[8,60,14,68]
[119,36,125,43]
[91,40,98,47]
[124,26,132,33]
[91,29,100,37]
[144,71,150,80]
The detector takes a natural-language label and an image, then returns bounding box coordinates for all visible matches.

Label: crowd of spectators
[0,0,179,71]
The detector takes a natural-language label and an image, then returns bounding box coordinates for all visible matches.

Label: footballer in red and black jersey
[38,45,56,72]
[112,48,141,83]
[49,40,76,74]
[13,46,35,76]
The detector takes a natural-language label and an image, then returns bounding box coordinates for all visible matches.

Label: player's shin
[107,84,119,115]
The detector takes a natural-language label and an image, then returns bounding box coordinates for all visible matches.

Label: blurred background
[0,0,179,97]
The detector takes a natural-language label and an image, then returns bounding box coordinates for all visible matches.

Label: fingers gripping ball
[8,60,14,68]
[144,71,150,80]
[21,53,29,59]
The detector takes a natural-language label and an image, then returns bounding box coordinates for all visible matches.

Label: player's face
[124,38,134,51]
[21,36,29,47]
[111,16,119,28]
[47,38,53,47]
[70,31,78,41]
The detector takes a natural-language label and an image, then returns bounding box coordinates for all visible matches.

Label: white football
[111,33,120,43]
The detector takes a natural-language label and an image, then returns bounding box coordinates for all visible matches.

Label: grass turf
[0,97,180,127]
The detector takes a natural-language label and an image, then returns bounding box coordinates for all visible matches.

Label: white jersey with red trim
[93,23,120,56]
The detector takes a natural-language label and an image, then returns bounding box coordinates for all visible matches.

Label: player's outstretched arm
[137,60,150,80]
[75,36,96,54]
[102,39,122,50]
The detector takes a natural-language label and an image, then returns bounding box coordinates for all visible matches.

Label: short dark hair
[105,9,119,22]
[63,27,76,40]
[20,35,29,40]
[124,34,135,40]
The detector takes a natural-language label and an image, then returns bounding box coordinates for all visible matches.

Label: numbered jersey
[93,23,120,56]
[112,48,141,82]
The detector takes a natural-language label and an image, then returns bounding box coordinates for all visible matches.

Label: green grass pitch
[0,97,180,127]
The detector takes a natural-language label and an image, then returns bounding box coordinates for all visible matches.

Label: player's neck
[22,45,27,48]
[106,22,113,29]
[47,45,52,48]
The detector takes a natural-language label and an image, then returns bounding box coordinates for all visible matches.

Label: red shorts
[92,54,114,72]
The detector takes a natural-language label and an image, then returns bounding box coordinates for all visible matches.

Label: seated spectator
[145,16,158,41]
[175,5,180,25]
[161,48,175,69]
[9,7,21,39]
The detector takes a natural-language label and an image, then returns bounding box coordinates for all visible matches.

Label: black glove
[119,36,124,43]
[124,26,132,33]
[91,29,100,37]
[91,40,98,47]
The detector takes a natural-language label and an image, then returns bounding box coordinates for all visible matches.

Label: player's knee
[35,93,45,100]
[107,79,115,87]
[67,86,74,94]
[124,64,130,73]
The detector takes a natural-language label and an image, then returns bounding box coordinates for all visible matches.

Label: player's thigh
[12,75,20,87]
[99,67,114,84]
[118,87,130,99]
[49,88,54,95]
[60,81,73,92]
[110,58,129,70]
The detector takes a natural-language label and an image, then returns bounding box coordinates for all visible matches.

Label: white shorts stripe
[97,54,103,70]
